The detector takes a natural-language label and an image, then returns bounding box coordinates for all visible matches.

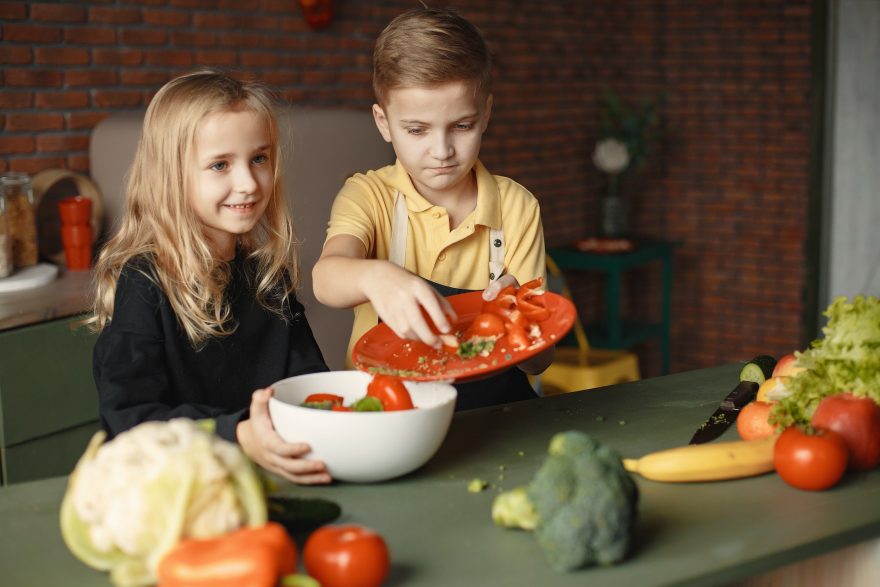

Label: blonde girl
[92,69,330,485]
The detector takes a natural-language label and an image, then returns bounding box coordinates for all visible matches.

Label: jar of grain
[0,193,11,278]
[0,172,38,269]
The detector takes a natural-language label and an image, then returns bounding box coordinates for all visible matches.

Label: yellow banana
[622,435,777,482]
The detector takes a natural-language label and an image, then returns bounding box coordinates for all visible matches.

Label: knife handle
[720,381,759,410]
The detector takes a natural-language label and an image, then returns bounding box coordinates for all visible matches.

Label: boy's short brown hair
[373,7,492,106]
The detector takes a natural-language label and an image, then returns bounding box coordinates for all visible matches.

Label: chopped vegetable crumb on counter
[467,478,490,493]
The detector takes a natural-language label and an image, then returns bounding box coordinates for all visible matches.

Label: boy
[313,7,552,409]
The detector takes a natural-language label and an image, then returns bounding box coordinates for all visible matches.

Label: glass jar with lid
[0,192,11,277]
[0,172,38,269]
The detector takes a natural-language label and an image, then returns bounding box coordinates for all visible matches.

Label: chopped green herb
[457,338,496,359]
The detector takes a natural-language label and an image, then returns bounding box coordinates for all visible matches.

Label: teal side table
[547,240,677,374]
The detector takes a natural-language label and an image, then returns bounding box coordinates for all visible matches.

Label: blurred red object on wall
[298,0,333,30]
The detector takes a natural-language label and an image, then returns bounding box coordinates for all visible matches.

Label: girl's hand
[363,262,456,348]
[237,388,332,485]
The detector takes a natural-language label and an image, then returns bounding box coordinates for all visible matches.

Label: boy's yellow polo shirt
[325,159,546,366]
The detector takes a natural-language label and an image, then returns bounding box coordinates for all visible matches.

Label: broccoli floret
[492,431,639,572]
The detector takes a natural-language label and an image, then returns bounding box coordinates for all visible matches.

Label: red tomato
[504,308,531,330]
[303,525,390,587]
[811,393,880,471]
[515,278,550,323]
[482,287,517,317]
[305,393,344,407]
[366,375,414,411]
[482,283,538,330]
[736,401,778,441]
[331,405,352,412]
[504,323,531,351]
[774,426,848,491]
[467,313,506,339]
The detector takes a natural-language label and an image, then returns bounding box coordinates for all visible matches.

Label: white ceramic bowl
[268,371,457,483]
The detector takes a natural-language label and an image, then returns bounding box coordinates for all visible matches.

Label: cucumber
[739,355,777,384]
[267,496,342,536]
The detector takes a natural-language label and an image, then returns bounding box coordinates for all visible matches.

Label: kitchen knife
[688,380,759,444]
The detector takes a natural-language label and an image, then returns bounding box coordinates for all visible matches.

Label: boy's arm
[313,234,456,346]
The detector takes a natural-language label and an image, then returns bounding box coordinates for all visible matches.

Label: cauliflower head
[60,419,266,587]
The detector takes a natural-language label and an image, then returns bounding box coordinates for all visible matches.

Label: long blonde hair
[91,69,299,346]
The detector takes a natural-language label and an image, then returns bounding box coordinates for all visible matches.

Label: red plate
[352,291,576,382]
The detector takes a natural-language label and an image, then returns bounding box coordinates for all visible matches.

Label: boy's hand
[237,388,332,485]
[482,273,520,301]
[364,262,457,347]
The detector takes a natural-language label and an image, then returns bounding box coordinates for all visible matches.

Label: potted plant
[592,90,663,237]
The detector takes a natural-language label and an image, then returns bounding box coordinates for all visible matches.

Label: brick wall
[0,0,814,376]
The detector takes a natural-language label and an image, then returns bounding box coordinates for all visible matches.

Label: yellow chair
[533,256,640,396]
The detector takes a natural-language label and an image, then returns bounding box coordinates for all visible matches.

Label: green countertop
[1,364,878,586]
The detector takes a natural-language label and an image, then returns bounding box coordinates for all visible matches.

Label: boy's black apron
[389,192,538,411]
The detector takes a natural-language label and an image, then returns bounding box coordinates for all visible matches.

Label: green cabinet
[0,316,100,485]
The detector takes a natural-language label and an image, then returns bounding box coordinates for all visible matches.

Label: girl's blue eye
[456,123,474,131]
[406,127,426,136]
[211,162,228,171]
[252,154,269,165]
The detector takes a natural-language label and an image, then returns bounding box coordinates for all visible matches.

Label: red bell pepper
[157,522,296,587]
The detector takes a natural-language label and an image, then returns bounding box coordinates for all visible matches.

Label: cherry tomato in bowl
[304,393,344,407]
[366,375,414,411]
[303,524,390,587]
[773,425,848,491]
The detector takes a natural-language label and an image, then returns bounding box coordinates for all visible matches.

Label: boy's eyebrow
[398,113,480,124]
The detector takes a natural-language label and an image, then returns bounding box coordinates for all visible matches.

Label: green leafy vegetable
[351,396,384,412]
[457,338,496,359]
[772,295,880,427]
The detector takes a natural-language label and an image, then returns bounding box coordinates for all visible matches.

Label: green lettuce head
[773,295,880,426]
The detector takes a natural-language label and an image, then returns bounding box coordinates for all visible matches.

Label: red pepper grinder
[58,196,93,270]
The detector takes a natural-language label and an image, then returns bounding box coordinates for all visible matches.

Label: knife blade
[688,380,759,444]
